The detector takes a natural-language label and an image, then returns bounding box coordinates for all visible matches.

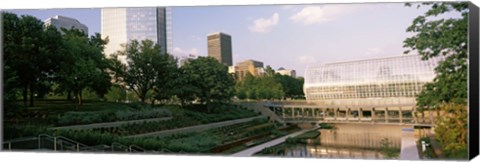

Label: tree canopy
[181,56,236,111]
[110,39,176,104]
[235,67,304,100]
[404,2,468,159]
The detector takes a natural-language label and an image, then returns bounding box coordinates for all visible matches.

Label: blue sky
[7,3,462,77]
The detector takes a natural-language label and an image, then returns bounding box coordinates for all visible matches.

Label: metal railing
[38,134,99,152]
[3,136,38,151]
[4,134,148,153]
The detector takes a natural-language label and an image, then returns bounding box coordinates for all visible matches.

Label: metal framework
[304,54,442,106]
[264,55,443,125]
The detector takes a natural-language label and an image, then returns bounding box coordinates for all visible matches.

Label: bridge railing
[264,103,435,126]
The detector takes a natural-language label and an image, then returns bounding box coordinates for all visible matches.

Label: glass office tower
[304,54,443,106]
[101,7,171,57]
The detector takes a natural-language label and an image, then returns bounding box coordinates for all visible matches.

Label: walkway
[127,116,265,138]
[231,126,319,157]
[51,117,172,130]
[237,102,284,123]
[399,128,420,160]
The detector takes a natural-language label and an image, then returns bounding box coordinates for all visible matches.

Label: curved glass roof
[304,54,443,102]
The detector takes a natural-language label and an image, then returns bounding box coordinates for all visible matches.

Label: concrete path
[399,128,420,160]
[127,116,265,138]
[231,126,319,157]
[51,117,172,130]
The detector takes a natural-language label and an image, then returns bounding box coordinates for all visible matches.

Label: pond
[257,123,404,159]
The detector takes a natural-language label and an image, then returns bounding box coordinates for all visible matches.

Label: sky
[7,3,463,77]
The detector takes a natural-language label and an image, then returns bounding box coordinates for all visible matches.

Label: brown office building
[207,32,232,66]
[233,59,264,80]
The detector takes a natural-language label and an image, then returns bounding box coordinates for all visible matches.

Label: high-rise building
[44,15,88,35]
[207,32,232,66]
[101,7,171,57]
[234,59,264,80]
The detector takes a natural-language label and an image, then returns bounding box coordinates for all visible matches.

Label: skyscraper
[101,7,171,57]
[44,15,88,35]
[207,32,232,66]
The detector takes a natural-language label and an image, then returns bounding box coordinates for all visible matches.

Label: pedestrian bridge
[263,102,436,126]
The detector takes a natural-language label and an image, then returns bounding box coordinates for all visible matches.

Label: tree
[3,12,63,108]
[273,74,305,99]
[182,56,235,112]
[404,2,468,158]
[152,53,178,105]
[111,39,175,104]
[56,29,111,105]
[235,72,285,100]
[88,33,112,98]
[265,65,276,77]
[172,66,200,107]
[3,12,22,109]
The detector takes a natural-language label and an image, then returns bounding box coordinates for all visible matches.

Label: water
[275,124,404,159]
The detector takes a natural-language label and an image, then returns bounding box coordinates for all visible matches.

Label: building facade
[233,59,264,80]
[276,67,296,78]
[179,54,197,67]
[101,7,171,57]
[304,54,443,106]
[44,15,88,35]
[207,32,232,66]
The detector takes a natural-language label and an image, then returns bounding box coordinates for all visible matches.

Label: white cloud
[297,55,317,64]
[281,5,295,10]
[365,47,383,56]
[249,13,279,33]
[172,47,199,57]
[289,5,361,25]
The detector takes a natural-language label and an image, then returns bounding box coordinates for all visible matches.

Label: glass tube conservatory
[304,54,443,106]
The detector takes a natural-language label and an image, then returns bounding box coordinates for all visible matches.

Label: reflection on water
[281,124,403,159]
[283,145,384,159]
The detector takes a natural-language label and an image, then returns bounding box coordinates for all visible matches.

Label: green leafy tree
[434,103,468,158]
[235,72,284,100]
[182,56,235,112]
[111,39,175,104]
[265,65,276,77]
[56,29,111,105]
[152,54,178,105]
[273,74,305,99]
[404,2,468,158]
[3,13,22,110]
[172,66,200,107]
[88,33,112,98]
[3,12,63,108]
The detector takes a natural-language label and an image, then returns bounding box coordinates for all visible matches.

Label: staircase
[3,134,146,153]
[236,102,284,123]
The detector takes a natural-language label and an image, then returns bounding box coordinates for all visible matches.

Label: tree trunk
[22,86,28,109]
[67,91,72,101]
[78,90,83,106]
[151,99,155,107]
[29,81,34,107]
[206,101,210,113]
[422,111,425,123]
